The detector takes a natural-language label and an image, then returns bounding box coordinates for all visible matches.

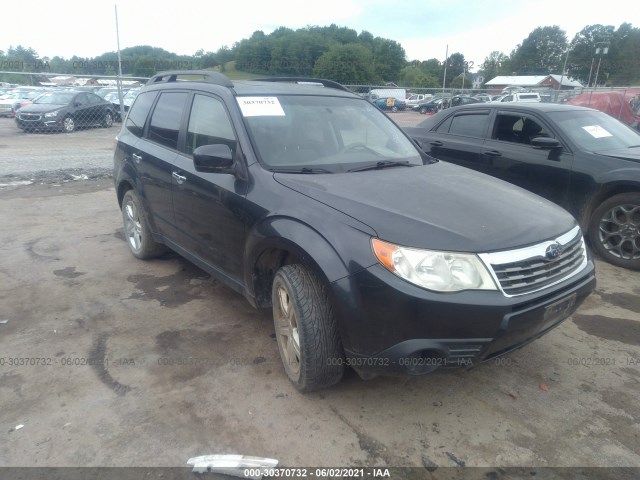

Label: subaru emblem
[545,243,563,260]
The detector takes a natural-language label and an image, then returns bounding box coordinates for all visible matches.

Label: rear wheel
[272,264,344,392]
[102,111,113,128]
[419,106,427,114]
[121,190,167,259]
[588,192,640,270]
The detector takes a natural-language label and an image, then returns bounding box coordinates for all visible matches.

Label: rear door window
[436,111,490,138]
[125,91,158,138]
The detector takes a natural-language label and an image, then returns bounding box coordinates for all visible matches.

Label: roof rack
[253,77,351,92]
[146,70,234,87]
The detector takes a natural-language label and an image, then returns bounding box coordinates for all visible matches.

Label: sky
[0,0,633,73]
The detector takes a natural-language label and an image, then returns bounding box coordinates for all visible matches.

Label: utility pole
[593,45,608,88]
[442,45,448,95]
[115,4,125,120]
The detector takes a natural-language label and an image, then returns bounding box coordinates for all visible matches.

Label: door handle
[429,141,443,146]
[484,150,502,157]
[132,153,142,163]
[172,172,187,184]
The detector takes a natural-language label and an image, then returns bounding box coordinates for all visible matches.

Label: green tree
[567,24,615,85]
[313,44,375,84]
[371,37,406,82]
[480,51,510,83]
[399,66,439,88]
[510,26,568,74]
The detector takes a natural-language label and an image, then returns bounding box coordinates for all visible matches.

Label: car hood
[597,147,640,163]
[19,103,65,113]
[274,162,576,253]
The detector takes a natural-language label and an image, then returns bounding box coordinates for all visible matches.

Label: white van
[501,92,542,103]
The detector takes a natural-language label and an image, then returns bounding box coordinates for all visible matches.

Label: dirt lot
[0,113,639,476]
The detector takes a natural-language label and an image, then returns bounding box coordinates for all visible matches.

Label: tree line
[1,22,638,88]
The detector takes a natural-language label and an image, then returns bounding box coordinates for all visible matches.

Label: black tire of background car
[272,264,344,392]
[121,190,167,260]
[588,192,640,271]
[419,106,427,114]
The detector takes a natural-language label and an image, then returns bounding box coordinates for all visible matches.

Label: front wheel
[419,106,427,114]
[588,192,640,270]
[62,116,75,133]
[272,265,344,392]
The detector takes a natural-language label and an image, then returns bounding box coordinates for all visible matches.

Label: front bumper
[331,259,596,377]
[15,114,63,130]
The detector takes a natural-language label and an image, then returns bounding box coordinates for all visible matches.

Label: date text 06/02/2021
[242,467,391,477]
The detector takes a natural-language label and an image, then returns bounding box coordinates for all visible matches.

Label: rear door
[136,90,189,239]
[171,92,249,284]
[415,108,492,173]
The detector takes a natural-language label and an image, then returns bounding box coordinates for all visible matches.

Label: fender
[243,215,377,304]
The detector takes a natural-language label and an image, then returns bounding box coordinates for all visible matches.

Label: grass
[207,61,263,80]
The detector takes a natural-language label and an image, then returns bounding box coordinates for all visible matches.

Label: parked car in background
[500,92,542,103]
[112,88,140,121]
[406,93,433,106]
[0,90,42,117]
[412,97,448,114]
[372,96,407,112]
[450,95,482,107]
[473,94,493,103]
[404,103,640,270]
[567,91,640,131]
[15,90,115,133]
[113,71,595,391]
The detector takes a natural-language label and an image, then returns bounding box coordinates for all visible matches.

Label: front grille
[480,226,587,297]
[18,113,42,121]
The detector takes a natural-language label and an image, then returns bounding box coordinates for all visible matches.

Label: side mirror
[531,137,561,149]
[193,144,234,173]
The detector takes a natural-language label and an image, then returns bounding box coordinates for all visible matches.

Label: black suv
[114,71,596,392]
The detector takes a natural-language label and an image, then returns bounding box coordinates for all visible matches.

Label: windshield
[124,89,139,100]
[242,95,422,172]
[547,109,640,151]
[35,92,75,105]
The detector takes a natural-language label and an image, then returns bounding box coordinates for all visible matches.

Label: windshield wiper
[271,167,333,174]
[347,160,413,172]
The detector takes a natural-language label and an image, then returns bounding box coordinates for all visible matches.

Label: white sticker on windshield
[236,97,285,117]
[582,125,612,138]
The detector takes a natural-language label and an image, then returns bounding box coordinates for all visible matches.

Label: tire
[102,111,113,128]
[588,192,640,270]
[391,106,398,113]
[62,116,75,133]
[419,106,427,114]
[272,264,344,392]
[121,190,167,259]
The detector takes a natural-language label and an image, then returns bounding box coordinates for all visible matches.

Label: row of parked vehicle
[0,84,140,133]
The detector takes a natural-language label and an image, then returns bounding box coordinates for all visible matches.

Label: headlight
[44,111,59,118]
[371,238,497,292]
